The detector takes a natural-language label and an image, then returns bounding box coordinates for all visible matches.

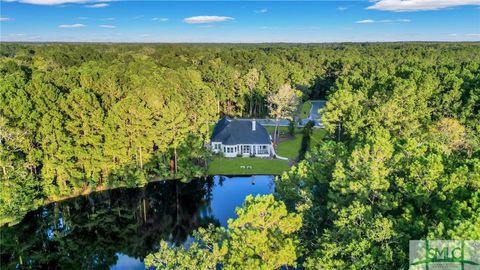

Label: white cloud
[337,5,354,11]
[356,19,376,24]
[356,18,411,23]
[183,16,234,24]
[77,16,88,20]
[9,33,25,36]
[100,17,114,21]
[0,17,14,21]
[254,8,268,13]
[84,3,108,8]
[367,0,480,12]
[58,23,86,28]
[152,17,168,22]
[466,33,480,37]
[4,0,113,5]
[13,0,86,5]
[99,24,115,28]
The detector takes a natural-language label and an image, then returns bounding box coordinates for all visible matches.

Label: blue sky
[1,0,479,42]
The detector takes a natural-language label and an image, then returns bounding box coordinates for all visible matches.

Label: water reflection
[0,175,275,269]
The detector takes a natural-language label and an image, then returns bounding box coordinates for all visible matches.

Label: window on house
[258,145,268,154]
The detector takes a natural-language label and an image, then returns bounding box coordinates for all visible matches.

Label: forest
[1,42,479,269]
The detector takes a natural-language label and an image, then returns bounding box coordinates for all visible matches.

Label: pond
[0,175,275,270]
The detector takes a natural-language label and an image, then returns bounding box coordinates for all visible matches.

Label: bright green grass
[265,125,300,159]
[207,157,289,175]
[276,128,327,159]
[300,100,312,119]
[311,128,328,145]
[276,130,303,159]
[265,125,289,134]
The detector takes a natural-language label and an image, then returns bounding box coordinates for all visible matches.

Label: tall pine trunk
[174,147,178,174]
[274,121,279,145]
[249,97,253,117]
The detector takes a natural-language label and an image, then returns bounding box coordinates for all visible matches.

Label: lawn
[300,100,312,119]
[269,127,327,160]
[207,157,289,175]
[264,125,301,159]
[276,130,303,159]
[311,128,328,145]
[265,125,289,134]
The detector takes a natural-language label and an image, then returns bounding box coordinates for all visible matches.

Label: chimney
[252,119,256,131]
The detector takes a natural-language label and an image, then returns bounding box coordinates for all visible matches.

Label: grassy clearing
[311,128,328,145]
[208,157,289,175]
[265,125,301,159]
[276,128,327,160]
[276,130,303,159]
[265,125,289,134]
[300,100,312,119]
[265,126,328,160]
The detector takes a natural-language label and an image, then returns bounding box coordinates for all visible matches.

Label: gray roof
[211,117,271,145]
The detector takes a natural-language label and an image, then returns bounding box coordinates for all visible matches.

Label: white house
[211,117,274,158]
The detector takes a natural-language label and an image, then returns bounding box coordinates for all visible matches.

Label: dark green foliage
[1,43,479,269]
[288,120,295,136]
[298,120,314,160]
[276,43,480,268]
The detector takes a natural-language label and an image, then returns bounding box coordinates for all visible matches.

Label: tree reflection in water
[0,177,219,270]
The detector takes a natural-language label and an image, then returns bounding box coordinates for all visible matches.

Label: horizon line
[2,40,480,44]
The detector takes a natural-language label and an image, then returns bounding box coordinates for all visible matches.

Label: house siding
[211,142,273,158]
